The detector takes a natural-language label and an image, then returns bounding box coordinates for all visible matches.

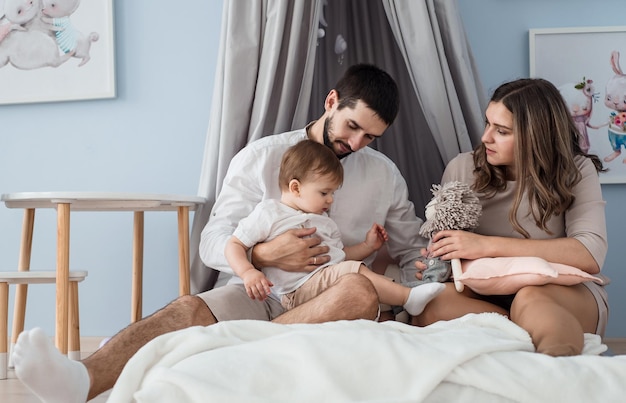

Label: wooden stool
[0,270,87,380]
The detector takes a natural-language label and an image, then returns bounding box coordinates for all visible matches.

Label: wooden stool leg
[1,282,8,380]
[131,211,144,323]
[177,206,190,296]
[56,203,70,355]
[10,208,35,367]
[68,281,80,361]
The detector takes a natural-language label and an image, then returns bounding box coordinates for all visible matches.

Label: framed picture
[530,26,626,184]
[0,0,116,105]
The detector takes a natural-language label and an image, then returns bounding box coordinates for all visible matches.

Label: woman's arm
[429,231,600,274]
[435,154,606,274]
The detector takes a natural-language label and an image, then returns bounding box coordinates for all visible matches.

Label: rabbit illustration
[0,17,23,43]
[0,0,26,43]
[0,0,73,69]
[602,51,626,163]
[559,78,601,154]
[41,0,98,66]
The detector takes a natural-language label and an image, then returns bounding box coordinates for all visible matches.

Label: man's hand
[251,227,330,272]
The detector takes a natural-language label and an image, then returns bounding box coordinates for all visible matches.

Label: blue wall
[1,0,623,338]
[458,0,626,337]
[0,0,223,336]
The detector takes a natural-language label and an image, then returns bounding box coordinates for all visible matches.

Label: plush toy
[415,181,482,292]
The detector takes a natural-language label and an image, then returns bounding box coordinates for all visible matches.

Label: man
[13,64,428,402]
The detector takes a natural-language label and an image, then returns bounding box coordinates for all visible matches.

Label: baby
[225,139,444,316]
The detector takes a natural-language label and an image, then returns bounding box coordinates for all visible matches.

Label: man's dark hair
[334,63,400,125]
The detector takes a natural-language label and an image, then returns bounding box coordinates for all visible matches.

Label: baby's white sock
[13,327,90,403]
[403,282,445,316]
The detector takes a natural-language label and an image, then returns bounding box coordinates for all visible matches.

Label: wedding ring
[313,257,317,265]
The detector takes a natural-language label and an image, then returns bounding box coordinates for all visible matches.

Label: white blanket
[106,313,626,402]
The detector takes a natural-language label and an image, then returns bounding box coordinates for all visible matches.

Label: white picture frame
[529,26,626,184]
[0,0,116,105]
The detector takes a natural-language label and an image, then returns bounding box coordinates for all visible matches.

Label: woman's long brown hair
[472,78,604,237]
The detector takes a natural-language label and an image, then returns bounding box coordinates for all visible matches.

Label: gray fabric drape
[309,0,486,213]
[383,0,486,156]
[308,0,444,211]
[190,0,487,293]
[190,0,320,293]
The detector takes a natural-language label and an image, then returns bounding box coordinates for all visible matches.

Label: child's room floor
[3,337,626,402]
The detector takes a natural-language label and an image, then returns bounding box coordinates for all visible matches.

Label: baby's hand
[364,223,388,251]
[241,269,273,301]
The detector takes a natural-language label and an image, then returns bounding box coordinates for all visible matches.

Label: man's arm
[374,164,430,285]
[199,143,269,273]
[384,167,429,270]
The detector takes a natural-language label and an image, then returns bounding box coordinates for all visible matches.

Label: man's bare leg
[273,273,379,324]
[14,294,216,402]
[15,274,378,401]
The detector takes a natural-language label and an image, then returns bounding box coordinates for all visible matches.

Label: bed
[105,312,626,402]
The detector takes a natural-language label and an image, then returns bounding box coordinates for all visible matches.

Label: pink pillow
[458,257,604,295]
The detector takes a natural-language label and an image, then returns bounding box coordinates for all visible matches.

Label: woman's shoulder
[574,154,598,172]
[571,154,604,183]
[573,154,603,188]
[448,152,474,167]
[442,152,475,183]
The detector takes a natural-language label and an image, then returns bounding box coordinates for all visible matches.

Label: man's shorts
[280,260,363,310]
[197,283,285,321]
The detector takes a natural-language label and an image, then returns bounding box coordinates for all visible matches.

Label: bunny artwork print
[559,78,601,154]
[602,50,626,164]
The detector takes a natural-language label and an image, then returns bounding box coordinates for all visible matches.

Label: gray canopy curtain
[190,0,487,294]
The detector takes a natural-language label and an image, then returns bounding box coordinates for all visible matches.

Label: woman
[414,78,609,356]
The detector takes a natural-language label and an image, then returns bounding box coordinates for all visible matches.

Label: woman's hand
[251,227,330,272]
[429,230,490,261]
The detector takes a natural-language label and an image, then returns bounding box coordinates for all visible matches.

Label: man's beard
[323,116,352,159]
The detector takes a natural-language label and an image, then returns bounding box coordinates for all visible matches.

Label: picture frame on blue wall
[530,26,626,184]
[0,0,116,105]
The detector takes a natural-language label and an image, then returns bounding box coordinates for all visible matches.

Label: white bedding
[106,313,626,402]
